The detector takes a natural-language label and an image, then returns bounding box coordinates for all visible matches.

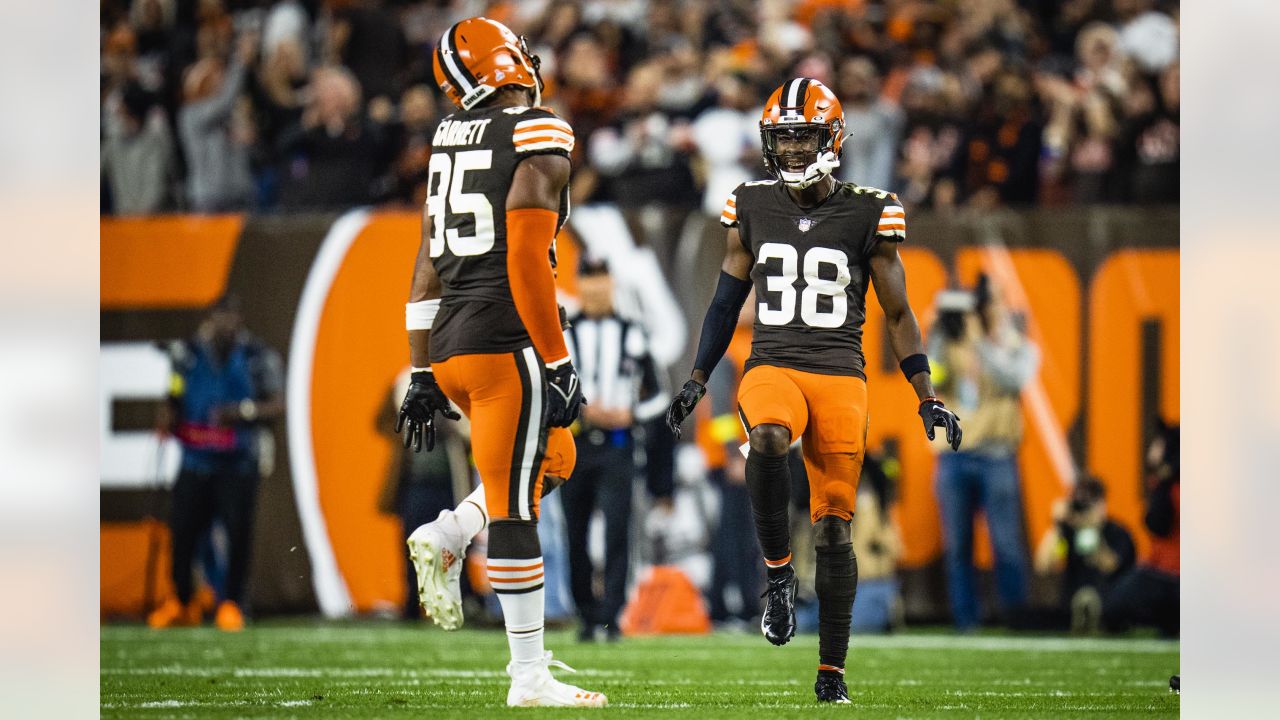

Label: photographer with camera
[928,276,1040,631]
[1034,476,1136,632]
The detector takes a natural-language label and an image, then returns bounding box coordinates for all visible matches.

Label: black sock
[745,449,791,576]
[815,544,858,669]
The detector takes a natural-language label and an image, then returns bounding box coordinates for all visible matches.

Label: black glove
[395,370,460,452]
[545,361,586,428]
[919,397,963,451]
[665,379,706,439]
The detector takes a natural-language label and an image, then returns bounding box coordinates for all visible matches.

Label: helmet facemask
[518,34,545,106]
[760,121,843,189]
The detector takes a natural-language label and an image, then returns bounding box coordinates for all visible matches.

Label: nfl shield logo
[797,217,814,232]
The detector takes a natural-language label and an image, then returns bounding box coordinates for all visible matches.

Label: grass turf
[102,621,1178,718]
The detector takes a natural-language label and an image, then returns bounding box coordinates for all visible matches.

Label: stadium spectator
[834,56,903,193]
[178,31,258,212]
[275,66,392,210]
[587,60,698,272]
[101,81,176,215]
[327,0,407,106]
[99,0,1183,216]
[928,277,1039,631]
[148,295,283,631]
[1034,476,1136,633]
[851,451,904,634]
[560,257,668,642]
[1104,421,1180,638]
[383,84,438,206]
[691,72,761,218]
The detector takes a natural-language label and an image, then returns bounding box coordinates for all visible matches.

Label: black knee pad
[813,515,851,549]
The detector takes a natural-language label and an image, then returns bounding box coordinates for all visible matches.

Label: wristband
[900,353,930,382]
[406,299,441,330]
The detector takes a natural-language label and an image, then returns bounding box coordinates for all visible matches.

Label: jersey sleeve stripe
[514,119,574,135]
[514,129,574,145]
[514,139,575,153]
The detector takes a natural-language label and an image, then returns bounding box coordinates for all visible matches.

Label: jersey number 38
[756,242,852,328]
[428,150,495,257]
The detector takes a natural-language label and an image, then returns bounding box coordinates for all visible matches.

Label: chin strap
[782,151,841,189]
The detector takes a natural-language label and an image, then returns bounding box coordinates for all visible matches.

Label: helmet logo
[495,70,505,81]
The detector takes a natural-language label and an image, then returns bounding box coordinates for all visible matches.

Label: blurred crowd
[101,0,1180,216]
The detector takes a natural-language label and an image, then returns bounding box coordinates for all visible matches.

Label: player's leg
[212,454,259,631]
[935,453,980,630]
[455,348,604,707]
[406,357,475,630]
[798,372,867,703]
[558,445,599,640]
[737,365,808,645]
[149,467,215,628]
[977,454,1029,623]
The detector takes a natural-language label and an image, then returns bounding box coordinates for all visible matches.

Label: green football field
[102,622,1178,718]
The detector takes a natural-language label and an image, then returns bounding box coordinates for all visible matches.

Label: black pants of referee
[169,454,259,607]
[560,432,634,636]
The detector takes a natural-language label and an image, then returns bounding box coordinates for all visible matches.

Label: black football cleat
[760,566,798,646]
[815,671,851,703]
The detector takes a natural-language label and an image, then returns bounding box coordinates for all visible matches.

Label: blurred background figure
[376,369,474,621]
[147,295,283,632]
[850,450,904,634]
[178,30,257,212]
[699,294,760,628]
[835,56,903,192]
[561,257,668,642]
[101,81,175,215]
[1034,476,1136,633]
[275,65,390,210]
[928,277,1040,631]
[1104,421,1180,638]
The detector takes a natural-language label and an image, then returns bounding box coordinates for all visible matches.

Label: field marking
[102,666,631,679]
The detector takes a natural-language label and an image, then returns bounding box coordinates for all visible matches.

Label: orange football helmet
[433,17,544,111]
[759,78,845,189]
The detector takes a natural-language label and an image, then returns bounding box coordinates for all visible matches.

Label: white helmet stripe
[784,78,802,115]
[439,27,475,94]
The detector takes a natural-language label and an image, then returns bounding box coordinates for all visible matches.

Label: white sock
[489,557,546,667]
[454,485,488,540]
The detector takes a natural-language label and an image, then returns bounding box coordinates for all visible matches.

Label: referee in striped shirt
[561,256,667,642]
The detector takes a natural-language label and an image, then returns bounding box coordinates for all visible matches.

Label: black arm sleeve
[693,271,752,376]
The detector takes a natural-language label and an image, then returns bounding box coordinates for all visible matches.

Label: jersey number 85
[428,150,496,257]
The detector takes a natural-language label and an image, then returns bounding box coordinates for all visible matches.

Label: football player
[666,78,963,703]
[394,17,604,708]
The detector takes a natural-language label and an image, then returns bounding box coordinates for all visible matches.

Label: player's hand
[396,370,460,452]
[665,379,706,438]
[545,361,586,428]
[919,397,962,451]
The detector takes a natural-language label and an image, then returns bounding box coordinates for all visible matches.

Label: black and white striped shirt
[564,313,666,422]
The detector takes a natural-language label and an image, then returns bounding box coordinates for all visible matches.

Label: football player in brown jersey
[667,78,963,703]
[394,17,604,708]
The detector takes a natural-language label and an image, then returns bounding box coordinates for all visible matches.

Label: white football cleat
[407,510,467,630]
[506,652,608,708]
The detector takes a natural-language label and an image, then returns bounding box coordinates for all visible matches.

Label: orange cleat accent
[214,600,245,632]
[147,597,201,629]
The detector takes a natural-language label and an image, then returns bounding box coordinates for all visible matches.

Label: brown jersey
[428,105,573,363]
[720,179,906,378]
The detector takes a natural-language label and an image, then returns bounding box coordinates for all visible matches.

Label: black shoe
[760,567,797,646]
[815,671,850,703]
